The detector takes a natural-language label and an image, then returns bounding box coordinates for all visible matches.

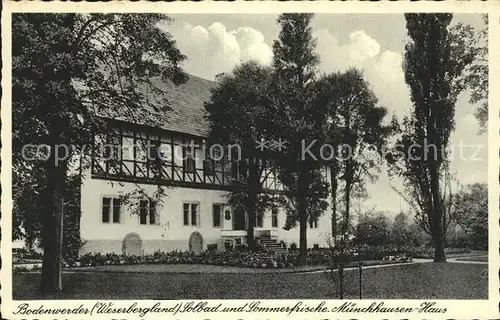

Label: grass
[455,255,488,262]
[13,263,487,300]
[446,250,488,258]
[54,260,404,274]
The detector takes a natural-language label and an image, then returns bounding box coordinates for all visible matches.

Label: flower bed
[66,250,295,269]
[13,246,470,272]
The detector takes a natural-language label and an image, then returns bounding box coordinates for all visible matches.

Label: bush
[65,245,468,270]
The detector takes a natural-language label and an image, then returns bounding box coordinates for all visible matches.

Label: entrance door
[189,232,203,253]
[233,208,246,230]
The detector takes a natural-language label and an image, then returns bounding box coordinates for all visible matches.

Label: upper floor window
[102,197,121,223]
[184,148,196,173]
[204,159,214,176]
[139,199,158,225]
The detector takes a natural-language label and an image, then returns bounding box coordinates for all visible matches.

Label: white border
[1,1,499,319]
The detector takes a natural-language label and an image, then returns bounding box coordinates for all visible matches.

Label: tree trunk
[246,160,259,251]
[299,210,308,265]
[330,167,338,243]
[246,199,256,251]
[297,167,308,266]
[40,146,66,294]
[429,160,446,262]
[344,178,351,235]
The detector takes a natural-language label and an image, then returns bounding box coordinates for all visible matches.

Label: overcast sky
[166,13,487,216]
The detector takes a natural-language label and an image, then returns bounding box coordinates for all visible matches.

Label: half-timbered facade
[79,75,332,255]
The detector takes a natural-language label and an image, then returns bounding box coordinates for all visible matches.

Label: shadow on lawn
[13,263,488,300]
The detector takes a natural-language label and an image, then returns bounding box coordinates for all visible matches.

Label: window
[309,215,318,229]
[148,142,161,178]
[231,162,239,180]
[204,159,214,176]
[122,136,135,160]
[148,142,159,162]
[255,212,263,228]
[102,197,121,223]
[271,208,278,228]
[212,204,223,227]
[183,203,199,226]
[149,201,157,224]
[184,148,196,173]
[183,203,189,225]
[139,200,158,225]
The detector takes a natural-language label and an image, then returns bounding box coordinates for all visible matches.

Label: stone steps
[259,236,288,254]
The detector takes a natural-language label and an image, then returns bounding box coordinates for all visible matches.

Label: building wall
[80,176,333,255]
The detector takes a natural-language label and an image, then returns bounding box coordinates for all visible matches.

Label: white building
[79,75,333,256]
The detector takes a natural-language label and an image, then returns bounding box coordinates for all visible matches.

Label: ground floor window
[271,208,278,228]
[183,202,200,226]
[212,204,223,227]
[139,199,158,225]
[309,215,318,229]
[102,197,121,223]
[254,212,263,228]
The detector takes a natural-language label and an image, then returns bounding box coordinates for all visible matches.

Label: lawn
[455,255,488,262]
[446,250,488,258]
[13,263,487,300]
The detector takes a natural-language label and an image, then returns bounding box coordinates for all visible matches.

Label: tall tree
[271,13,329,265]
[320,69,393,239]
[393,13,475,262]
[12,13,187,293]
[205,61,277,250]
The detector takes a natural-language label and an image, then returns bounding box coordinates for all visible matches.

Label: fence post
[359,261,363,299]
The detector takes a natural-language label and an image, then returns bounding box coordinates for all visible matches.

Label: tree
[205,61,277,250]
[392,13,476,262]
[12,13,187,293]
[454,183,488,250]
[391,212,412,248]
[354,210,392,247]
[320,69,393,241]
[452,15,488,132]
[271,13,329,265]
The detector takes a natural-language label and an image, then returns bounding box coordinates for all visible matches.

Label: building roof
[97,74,217,138]
[160,75,217,137]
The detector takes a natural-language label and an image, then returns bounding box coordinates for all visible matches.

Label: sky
[165,13,488,216]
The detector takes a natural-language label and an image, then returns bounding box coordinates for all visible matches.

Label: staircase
[259,236,288,254]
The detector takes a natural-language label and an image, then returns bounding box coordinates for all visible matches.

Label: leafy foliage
[12,13,187,292]
[205,61,279,249]
[271,13,329,264]
[453,183,488,250]
[388,13,476,262]
[319,69,393,237]
[451,15,488,132]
